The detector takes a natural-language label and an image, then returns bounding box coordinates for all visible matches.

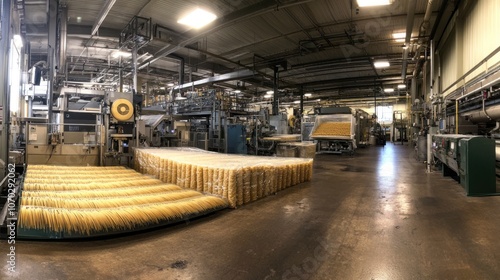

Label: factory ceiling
[23,0,453,101]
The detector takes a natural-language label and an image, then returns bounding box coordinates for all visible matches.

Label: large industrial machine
[310,107,369,155]
[23,86,143,166]
[432,134,496,195]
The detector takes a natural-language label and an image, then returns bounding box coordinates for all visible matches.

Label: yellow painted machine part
[111,98,134,121]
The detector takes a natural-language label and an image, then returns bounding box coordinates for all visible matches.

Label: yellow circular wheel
[111,98,134,121]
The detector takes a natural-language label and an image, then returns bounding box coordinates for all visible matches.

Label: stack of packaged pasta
[18,165,227,236]
[134,148,314,208]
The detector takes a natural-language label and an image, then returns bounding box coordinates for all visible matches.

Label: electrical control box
[432,134,496,195]
[458,137,496,195]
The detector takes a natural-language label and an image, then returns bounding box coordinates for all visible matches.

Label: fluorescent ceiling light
[160,87,166,90]
[175,96,187,100]
[112,51,131,58]
[266,90,274,94]
[294,100,300,104]
[384,88,394,93]
[233,90,241,93]
[392,32,406,39]
[316,99,321,102]
[264,94,273,98]
[304,93,312,97]
[397,84,406,89]
[167,83,175,87]
[374,61,390,68]
[76,16,82,23]
[13,35,23,48]
[178,8,217,29]
[357,0,391,7]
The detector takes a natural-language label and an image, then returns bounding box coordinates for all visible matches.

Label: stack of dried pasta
[311,122,352,137]
[134,148,314,208]
[18,165,227,236]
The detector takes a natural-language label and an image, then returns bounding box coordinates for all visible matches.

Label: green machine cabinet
[458,137,496,195]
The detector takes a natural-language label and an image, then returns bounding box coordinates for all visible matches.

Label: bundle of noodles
[22,184,182,199]
[18,165,228,236]
[19,196,226,235]
[134,148,314,207]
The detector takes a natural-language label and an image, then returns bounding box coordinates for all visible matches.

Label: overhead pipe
[413,0,435,61]
[168,54,185,90]
[401,0,417,80]
[464,104,500,123]
[58,6,67,79]
[490,122,500,134]
[91,0,116,36]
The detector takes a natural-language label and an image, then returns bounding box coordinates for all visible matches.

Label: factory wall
[439,0,500,97]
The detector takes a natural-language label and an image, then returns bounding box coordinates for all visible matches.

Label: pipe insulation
[463,104,500,123]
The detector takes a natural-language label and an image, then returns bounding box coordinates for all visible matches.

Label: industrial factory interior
[1,0,500,278]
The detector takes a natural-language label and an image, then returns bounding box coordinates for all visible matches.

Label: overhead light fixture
[177,8,217,29]
[160,87,166,90]
[392,32,406,43]
[112,51,132,58]
[266,90,274,94]
[384,88,394,93]
[374,61,390,68]
[294,100,300,104]
[392,32,405,39]
[357,0,391,7]
[264,94,273,98]
[316,99,321,102]
[167,83,175,87]
[398,84,406,89]
[175,96,187,100]
[13,35,23,49]
[233,90,241,94]
[76,16,82,23]
[304,93,312,97]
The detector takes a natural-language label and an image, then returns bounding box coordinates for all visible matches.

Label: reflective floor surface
[3,143,500,279]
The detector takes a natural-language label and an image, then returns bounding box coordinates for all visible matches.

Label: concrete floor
[3,143,500,279]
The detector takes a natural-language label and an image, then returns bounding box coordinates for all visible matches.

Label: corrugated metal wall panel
[462,0,500,82]
[441,0,500,96]
[440,29,457,95]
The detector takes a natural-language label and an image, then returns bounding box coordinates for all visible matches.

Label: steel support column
[132,45,138,92]
[0,0,11,176]
[47,0,58,127]
[299,86,304,115]
[58,5,67,79]
[272,66,279,115]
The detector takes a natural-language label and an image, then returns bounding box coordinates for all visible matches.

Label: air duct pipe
[401,0,417,80]
[413,0,434,60]
[463,104,500,123]
[168,54,185,92]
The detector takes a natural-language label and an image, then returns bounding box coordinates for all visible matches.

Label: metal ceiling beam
[220,12,432,58]
[173,69,256,90]
[139,0,315,70]
[91,0,116,36]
